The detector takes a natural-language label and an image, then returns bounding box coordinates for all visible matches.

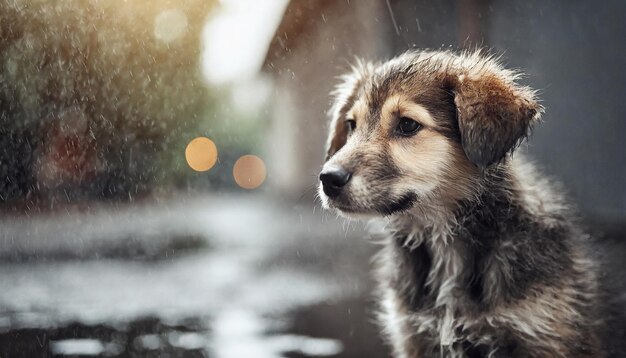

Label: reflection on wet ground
[0,299,385,358]
[0,318,209,357]
[0,195,388,357]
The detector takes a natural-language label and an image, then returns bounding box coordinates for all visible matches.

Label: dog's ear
[325,115,349,161]
[325,60,373,161]
[447,55,542,169]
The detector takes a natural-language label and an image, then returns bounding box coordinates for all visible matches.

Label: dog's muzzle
[319,166,352,198]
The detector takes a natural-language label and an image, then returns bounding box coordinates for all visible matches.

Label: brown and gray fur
[318,50,611,357]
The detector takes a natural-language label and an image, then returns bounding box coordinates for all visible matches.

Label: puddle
[0,302,386,358]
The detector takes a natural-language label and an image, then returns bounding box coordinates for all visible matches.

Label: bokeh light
[233,155,266,189]
[201,0,289,84]
[185,137,218,172]
[154,9,188,43]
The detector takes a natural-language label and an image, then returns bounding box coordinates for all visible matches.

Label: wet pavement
[0,195,389,357]
[2,195,624,357]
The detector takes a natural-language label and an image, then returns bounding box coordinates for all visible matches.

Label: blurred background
[0,0,624,357]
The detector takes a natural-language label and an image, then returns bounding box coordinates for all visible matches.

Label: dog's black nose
[319,167,352,197]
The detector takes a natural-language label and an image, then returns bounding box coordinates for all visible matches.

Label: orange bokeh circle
[233,155,266,189]
[185,137,218,172]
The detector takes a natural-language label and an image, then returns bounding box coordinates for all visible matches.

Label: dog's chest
[388,233,492,356]
[420,240,466,345]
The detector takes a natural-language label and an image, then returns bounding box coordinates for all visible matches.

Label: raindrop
[385,0,400,36]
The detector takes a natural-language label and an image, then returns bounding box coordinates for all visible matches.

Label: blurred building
[263,1,389,196]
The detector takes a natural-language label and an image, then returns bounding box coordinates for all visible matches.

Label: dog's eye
[345,119,356,132]
[395,117,421,136]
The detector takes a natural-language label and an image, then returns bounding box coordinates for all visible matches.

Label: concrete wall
[489,1,626,221]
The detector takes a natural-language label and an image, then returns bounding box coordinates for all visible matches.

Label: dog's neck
[385,157,576,310]
[391,162,521,248]
[383,162,530,345]
[379,158,588,353]
[385,160,550,312]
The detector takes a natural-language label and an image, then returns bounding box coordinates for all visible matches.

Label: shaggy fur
[318,50,611,357]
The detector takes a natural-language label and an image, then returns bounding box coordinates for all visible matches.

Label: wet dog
[318,50,609,357]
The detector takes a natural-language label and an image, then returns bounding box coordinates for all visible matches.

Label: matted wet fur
[318,50,616,357]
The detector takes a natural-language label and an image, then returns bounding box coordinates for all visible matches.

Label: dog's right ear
[444,52,543,169]
[325,61,372,161]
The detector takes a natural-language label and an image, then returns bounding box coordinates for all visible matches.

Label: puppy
[318,50,606,357]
